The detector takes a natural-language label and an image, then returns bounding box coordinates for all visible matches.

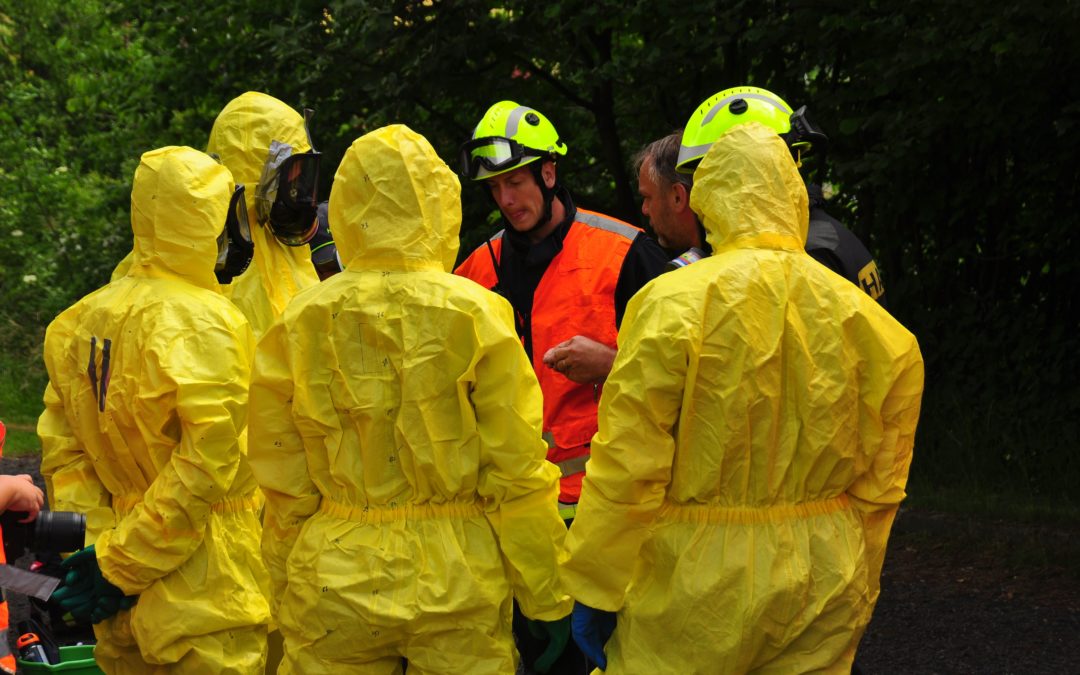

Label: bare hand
[0,474,44,522]
[542,336,616,384]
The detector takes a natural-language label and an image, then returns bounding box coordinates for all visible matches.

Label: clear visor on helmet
[458,136,544,179]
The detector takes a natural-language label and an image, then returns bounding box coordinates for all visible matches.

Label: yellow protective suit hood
[691,121,809,254]
[562,123,924,673]
[249,124,571,672]
[39,146,271,672]
[329,123,461,272]
[126,146,231,291]
[206,91,319,336]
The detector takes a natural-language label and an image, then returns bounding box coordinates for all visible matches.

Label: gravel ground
[855,510,1079,674]
[3,453,1078,673]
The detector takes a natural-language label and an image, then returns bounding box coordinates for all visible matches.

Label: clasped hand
[51,545,137,624]
[542,336,616,384]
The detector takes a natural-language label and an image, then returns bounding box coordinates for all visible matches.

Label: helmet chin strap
[529,160,557,229]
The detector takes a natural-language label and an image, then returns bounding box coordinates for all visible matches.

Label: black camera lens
[32,511,86,553]
[1,510,86,558]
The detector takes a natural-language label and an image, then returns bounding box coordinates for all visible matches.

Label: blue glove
[51,545,137,624]
[571,602,616,670]
[526,615,571,673]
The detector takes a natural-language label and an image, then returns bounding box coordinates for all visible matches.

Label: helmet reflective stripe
[468,105,538,141]
[676,141,716,169]
[701,92,792,126]
[502,105,534,139]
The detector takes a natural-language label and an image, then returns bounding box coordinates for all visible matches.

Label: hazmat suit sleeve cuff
[484,464,574,620]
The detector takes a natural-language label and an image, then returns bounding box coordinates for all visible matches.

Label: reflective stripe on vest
[558,501,579,521]
[556,454,590,477]
[575,209,641,241]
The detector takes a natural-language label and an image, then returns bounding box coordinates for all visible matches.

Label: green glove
[94,576,138,622]
[51,545,137,624]
[527,616,571,674]
[52,546,100,623]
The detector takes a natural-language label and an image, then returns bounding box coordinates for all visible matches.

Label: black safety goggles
[457,136,546,179]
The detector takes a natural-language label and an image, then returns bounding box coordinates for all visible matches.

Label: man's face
[485,164,548,233]
[638,160,682,249]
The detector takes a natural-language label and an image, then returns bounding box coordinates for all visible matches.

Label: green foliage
[0,425,41,458]
[798,0,1080,507]
[0,0,1077,513]
[2,2,132,377]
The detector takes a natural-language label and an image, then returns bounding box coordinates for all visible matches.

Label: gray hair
[632,131,694,192]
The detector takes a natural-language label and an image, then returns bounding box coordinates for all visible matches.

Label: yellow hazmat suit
[205,92,319,338]
[561,123,924,673]
[248,124,572,674]
[38,146,271,673]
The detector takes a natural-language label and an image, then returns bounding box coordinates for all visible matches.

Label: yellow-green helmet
[676,86,827,173]
[458,101,567,180]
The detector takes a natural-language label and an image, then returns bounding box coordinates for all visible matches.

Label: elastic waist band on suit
[111,494,259,516]
[657,494,851,525]
[319,499,484,523]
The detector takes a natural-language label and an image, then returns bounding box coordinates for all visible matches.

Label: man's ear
[672,183,690,210]
[542,160,558,189]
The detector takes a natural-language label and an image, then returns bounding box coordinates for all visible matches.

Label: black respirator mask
[255,109,322,246]
[216,184,255,284]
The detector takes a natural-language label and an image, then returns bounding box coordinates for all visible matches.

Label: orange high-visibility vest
[0,422,19,674]
[0,543,15,674]
[456,209,643,503]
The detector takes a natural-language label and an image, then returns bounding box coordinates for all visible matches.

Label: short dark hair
[633,131,693,191]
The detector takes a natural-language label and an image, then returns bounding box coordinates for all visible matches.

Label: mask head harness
[255,108,322,247]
